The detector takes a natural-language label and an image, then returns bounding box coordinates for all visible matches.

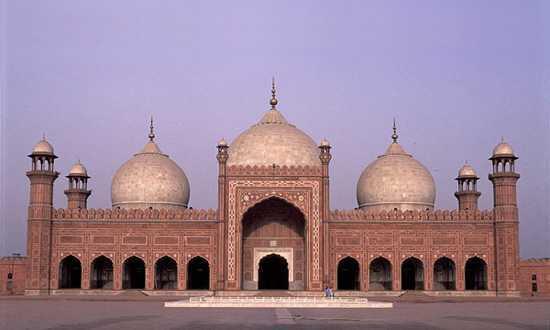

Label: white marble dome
[227,108,320,167]
[357,140,436,211]
[111,139,190,209]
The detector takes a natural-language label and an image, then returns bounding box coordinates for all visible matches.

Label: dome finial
[391,118,399,143]
[42,132,46,141]
[148,116,155,142]
[270,77,278,109]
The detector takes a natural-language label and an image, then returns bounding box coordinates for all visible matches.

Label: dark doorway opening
[187,257,209,290]
[122,256,145,289]
[465,257,487,290]
[433,257,456,290]
[90,256,113,289]
[155,256,178,289]
[337,257,360,290]
[59,255,82,289]
[401,257,424,290]
[369,257,392,290]
[258,254,289,290]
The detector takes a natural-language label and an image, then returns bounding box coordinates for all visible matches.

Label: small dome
[319,138,330,147]
[32,138,54,155]
[357,139,436,212]
[111,133,190,209]
[69,161,88,177]
[217,138,228,147]
[458,163,477,178]
[492,140,515,157]
[227,109,320,167]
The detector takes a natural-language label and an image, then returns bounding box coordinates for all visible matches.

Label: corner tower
[489,139,520,296]
[64,161,91,209]
[26,136,59,294]
[454,163,480,210]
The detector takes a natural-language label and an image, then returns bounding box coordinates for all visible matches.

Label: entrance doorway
[155,256,178,290]
[258,254,289,290]
[465,257,487,290]
[369,257,392,290]
[241,197,305,290]
[433,257,456,290]
[401,257,424,290]
[187,256,209,290]
[337,257,360,290]
[122,256,145,289]
[59,255,82,289]
[90,256,113,289]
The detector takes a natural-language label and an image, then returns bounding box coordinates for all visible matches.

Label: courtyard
[0,296,548,330]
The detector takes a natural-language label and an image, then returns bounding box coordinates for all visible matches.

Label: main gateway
[3,82,548,296]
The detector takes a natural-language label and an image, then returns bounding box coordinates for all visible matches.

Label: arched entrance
[401,257,424,290]
[122,256,145,289]
[337,257,360,290]
[433,257,456,290]
[258,254,289,290]
[155,256,177,290]
[465,257,487,290]
[59,256,81,289]
[242,197,305,290]
[187,256,209,290]
[90,256,113,289]
[369,257,392,291]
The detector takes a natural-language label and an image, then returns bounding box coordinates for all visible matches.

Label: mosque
[1,82,549,296]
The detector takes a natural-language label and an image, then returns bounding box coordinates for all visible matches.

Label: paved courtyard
[0,297,549,330]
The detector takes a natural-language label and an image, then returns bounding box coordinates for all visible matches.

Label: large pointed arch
[433,257,456,290]
[337,256,360,290]
[187,256,210,290]
[401,257,424,290]
[465,257,487,290]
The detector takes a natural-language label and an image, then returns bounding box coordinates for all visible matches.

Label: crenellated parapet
[329,208,494,221]
[226,164,322,177]
[52,207,218,220]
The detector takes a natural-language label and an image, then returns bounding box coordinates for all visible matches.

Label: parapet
[52,208,218,221]
[329,208,494,221]
[226,164,322,177]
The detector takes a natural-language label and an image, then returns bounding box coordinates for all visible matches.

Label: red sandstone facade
[1,125,548,297]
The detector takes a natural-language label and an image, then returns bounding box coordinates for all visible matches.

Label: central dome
[227,85,320,167]
[356,125,436,211]
[111,122,190,209]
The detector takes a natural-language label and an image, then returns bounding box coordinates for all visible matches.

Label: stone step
[165,296,393,309]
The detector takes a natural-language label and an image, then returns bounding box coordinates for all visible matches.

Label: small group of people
[324,286,335,298]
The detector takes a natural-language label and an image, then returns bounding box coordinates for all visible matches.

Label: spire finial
[42,132,46,141]
[148,116,155,142]
[270,77,278,109]
[391,118,399,143]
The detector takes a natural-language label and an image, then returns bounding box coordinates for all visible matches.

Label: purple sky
[1,1,548,258]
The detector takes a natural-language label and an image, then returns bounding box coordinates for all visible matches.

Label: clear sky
[0,0,548,258]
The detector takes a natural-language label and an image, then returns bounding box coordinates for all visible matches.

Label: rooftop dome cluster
[30,81,516,212]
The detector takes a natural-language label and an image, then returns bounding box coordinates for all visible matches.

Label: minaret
[488,138,520,296]
[319,138,332,287]
[454,163,481,210]
[64,161,91,209]
[26,136,59,294]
